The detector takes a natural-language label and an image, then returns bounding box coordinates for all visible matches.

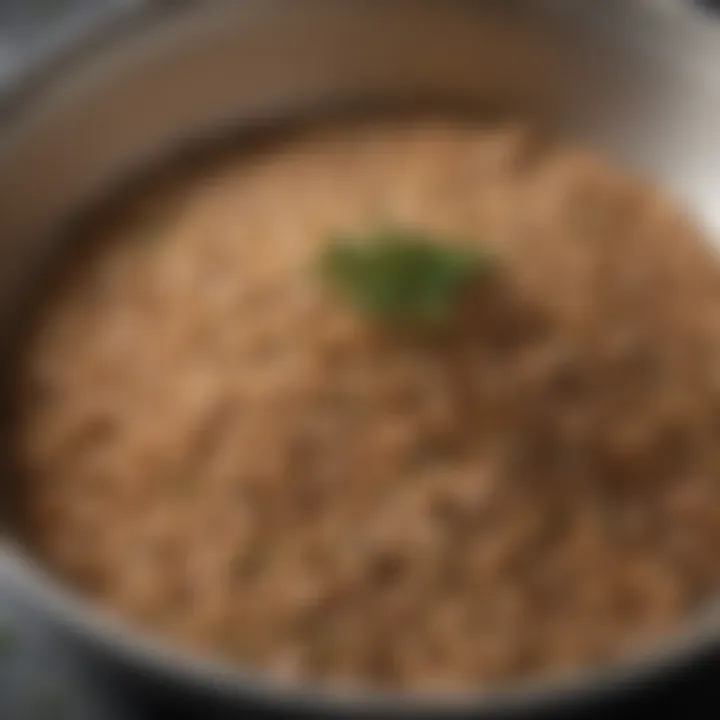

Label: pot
[1,1,720,717]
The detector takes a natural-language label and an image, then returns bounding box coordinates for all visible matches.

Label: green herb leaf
[319,226,494,327]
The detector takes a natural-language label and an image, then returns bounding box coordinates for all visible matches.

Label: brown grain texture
[19,119,720,691]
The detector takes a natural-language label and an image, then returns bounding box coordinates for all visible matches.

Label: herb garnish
[319,226,494,327]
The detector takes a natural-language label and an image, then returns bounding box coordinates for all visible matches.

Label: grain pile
[18,120,720,691]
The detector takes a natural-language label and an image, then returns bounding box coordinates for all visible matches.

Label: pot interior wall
[1,0,720,270]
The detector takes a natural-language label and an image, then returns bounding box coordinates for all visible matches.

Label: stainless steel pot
[1,1,720,716]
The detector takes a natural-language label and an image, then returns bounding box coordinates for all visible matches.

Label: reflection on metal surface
[0,554,132,719]
[0,0,148,94]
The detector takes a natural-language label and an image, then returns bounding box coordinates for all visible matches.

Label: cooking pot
[1,1,720,717]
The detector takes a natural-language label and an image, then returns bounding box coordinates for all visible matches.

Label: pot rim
[4,542,719,717]
[1,0,719,715]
